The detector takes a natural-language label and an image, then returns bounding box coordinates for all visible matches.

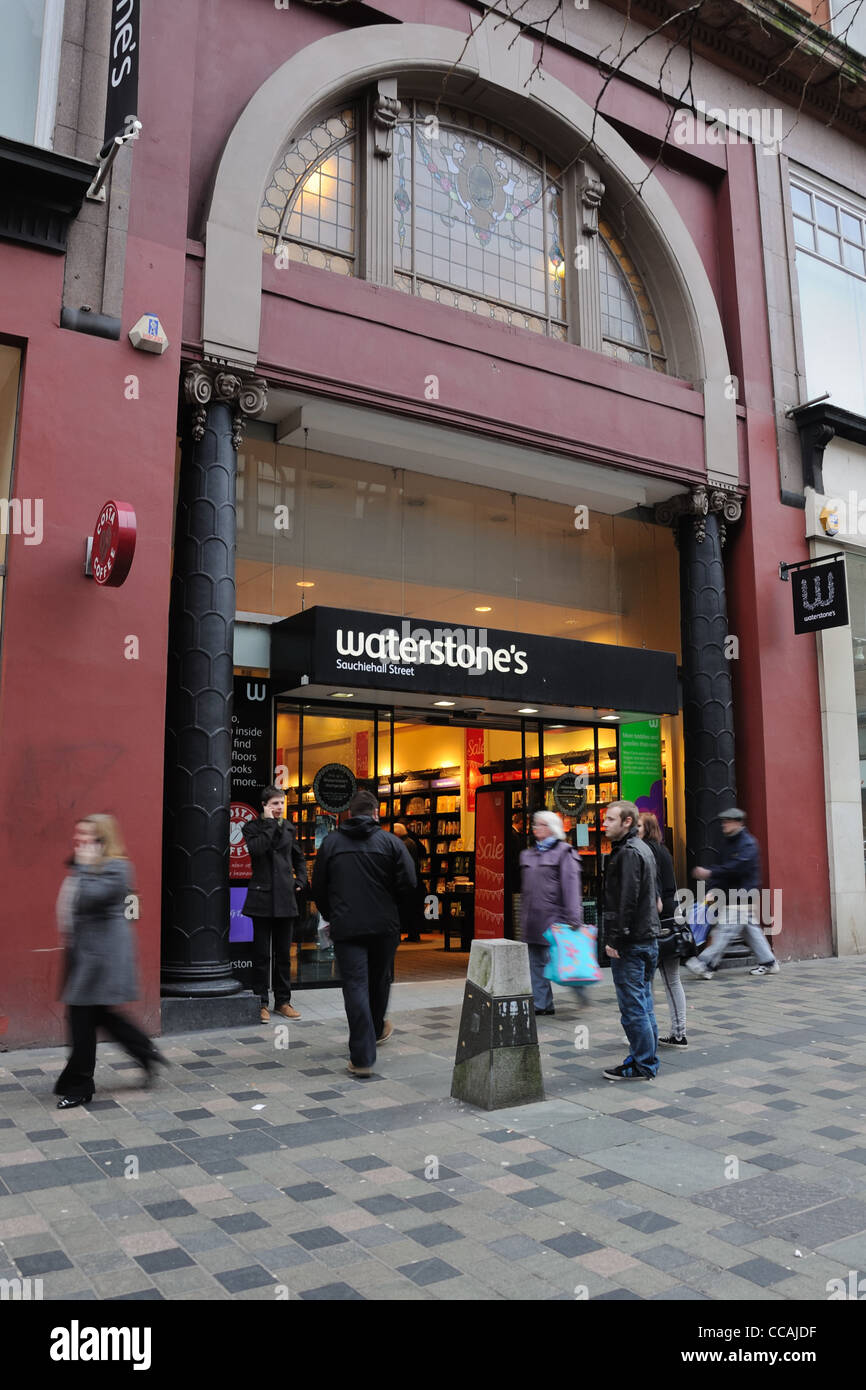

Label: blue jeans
[610,941,659,1077]
[527,943,553,1011]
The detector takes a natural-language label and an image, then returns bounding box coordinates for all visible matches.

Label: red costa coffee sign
[92,500,136,586]
[230,802,258,880]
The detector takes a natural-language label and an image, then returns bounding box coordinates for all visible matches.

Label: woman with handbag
[519,810,584,1016]
[54,815,165,1109]
[638,812,687,1047]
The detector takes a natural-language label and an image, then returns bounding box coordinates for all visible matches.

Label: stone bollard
[451,939,544,1110]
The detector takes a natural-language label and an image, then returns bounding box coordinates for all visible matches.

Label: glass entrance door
[277,701,388,986]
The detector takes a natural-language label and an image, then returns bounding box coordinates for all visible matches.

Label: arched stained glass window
[259,108,357,275]
[254,100,668,368]
[599,218,666,371]
[393,102,567,338]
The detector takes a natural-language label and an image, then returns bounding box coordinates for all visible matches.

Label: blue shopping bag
[688,903,712,946]
[543,924,602,986]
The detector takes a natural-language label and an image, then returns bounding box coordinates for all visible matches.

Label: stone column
[564,161,604,352]
[363,79,399,286]
[161,363,267,1030]
[655,486,744,871]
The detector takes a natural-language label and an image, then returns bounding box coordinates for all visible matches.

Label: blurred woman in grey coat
[54,815,165,1109]
[519,810,584,1015]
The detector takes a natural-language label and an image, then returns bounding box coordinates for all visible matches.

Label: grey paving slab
[540,1116,653,1156]
[581,1135,765,1196]
[690,1174,842,1223]
[765,1198,866,1249]
[728,1257,796,1287]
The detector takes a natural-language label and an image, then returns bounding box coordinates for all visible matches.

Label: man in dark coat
[312,789,416,1076]
[601,799,660,1080]
[685,808,778,979]
[242,786,308,1023]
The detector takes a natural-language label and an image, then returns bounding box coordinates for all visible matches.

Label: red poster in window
[230,802,258,881]
[474,786,505,939]
[465,727,485,812]
[354,731,369,779]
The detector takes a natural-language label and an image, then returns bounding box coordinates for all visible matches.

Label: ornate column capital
[183,362,268,449]
[577,162,604,236]
[654,484,743,546]
[371,78,400,158]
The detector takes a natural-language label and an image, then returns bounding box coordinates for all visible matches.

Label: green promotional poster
[620,719,664,828]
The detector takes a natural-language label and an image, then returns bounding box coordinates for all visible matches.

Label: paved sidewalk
[1,957,865,1301]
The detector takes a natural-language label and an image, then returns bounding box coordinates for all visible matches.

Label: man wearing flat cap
[684,808,779,979]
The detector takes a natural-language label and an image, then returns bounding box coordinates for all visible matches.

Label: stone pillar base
[160,991,261,1035]
[450,941,544,1110]
[452,1043,544,1111]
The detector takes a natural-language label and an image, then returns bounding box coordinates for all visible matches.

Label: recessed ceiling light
[296,580,315,588]
[475,605,492,613]
[601,714,619,721]
[518,707,539,715]
[433,700,456,707]
[330,692,354,699]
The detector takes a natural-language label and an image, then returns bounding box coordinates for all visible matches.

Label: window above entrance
[392,101,566,340]
[256,89,666,367]
[259,107,357,276]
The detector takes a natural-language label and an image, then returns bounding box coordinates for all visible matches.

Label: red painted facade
[0,0,831,1046]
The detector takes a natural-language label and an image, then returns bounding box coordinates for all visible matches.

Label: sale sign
[473,786,505,939]
[354,730,369,779]
[465,727,485,812]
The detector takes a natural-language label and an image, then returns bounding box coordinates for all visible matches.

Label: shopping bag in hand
[543,924,602,986]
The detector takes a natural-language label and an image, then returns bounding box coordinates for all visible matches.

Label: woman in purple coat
[519,811,583,1015]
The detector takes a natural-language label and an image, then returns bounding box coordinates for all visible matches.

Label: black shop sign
[232,678,273,798]
[553,772,588,816]
[313,763,357,813]
[103,0,141,147]
[271,607,679,714]
[790,557,849,636]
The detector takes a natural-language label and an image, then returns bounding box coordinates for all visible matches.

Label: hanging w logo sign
[791,556,849,635]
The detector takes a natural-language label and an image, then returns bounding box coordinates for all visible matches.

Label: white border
[33,0,65,150]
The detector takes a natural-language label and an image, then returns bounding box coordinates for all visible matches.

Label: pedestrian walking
[393,821,425,941]
[684,808,779,980]
[601,800,661,1080]
[312,789,416,1076]
[54,815,165,1109]
[242,785,308,1023]
[638,812,687,1048]
[519,810,584,1016]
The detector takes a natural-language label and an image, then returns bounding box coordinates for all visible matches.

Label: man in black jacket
[312,789,416,1076]
[242,786,308,1024]
[686,808,778,979]
[601,800,661,1080]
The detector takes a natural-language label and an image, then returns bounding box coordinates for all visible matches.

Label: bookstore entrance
[274,701,635,985]
[234,603,681,987]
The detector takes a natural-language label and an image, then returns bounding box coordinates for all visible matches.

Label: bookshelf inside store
[379,768,475,928]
